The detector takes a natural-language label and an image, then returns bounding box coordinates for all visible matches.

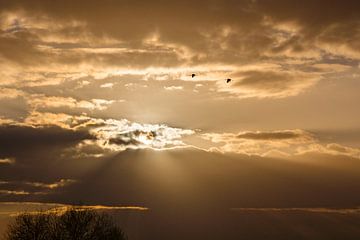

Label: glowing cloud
[0,158,15,164]
[90,118,195,151]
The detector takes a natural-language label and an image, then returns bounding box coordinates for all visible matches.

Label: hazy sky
[0,1,360,239]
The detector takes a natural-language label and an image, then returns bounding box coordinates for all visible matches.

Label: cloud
[0,111,195,153]
[22,111,101,129]
[0,179,77,199]
[202,129,360,159]
[0,88,117,123]
[164,86,184,91]
[100,82,114,88]
[231,207,360,214]
[218,70,320,98]
[2,109,359,159]
[1,145,360,237]
[0,158,15,164]
[310,63,352,73]
[298,143,360,159]
[202,129,315,155]
[0,88,24,99]
[236,130,308,140]
[0,123,93,160]
[3,111,360,159]
[0,202,148,217]
[28,95,115,111]
[90,118,195,151]
[24,179,77,189]
[0,1,358,98]
[0,190,30,195]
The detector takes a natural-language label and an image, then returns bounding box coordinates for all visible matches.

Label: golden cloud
[24,179,77,189]
[0,202,149,217]
[231,207,360,214]
[202,129,360,159]
[28,95,115,111]
[0,158,15,164]
[0,1,359,98]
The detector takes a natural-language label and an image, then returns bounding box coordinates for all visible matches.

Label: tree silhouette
[4,208,127,240]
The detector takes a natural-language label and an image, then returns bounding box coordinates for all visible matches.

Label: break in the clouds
[88,118,195,151]
[0,0,359,98]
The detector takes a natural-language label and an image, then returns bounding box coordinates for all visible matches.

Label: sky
[0,0,360,239]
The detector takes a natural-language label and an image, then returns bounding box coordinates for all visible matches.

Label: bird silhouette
[226,78,231,83]
[191,73,196,78]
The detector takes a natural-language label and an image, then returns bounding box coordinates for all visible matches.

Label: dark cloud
[108,136,141,147]
[108,130,156,147]
[0,0,358,69]
[0,96,28,121]
[258,0,360,27]
[0,0,358,102]
[237,130,304,140]
[225,70,319,98]
[0,29,45,66]
[40,148,360,239]
[0,124,93,195]
[1,134,360,239]
[0,125,92,157]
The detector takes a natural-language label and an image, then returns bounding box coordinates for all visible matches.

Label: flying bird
[191,73,196,78]
[226,78,231,83]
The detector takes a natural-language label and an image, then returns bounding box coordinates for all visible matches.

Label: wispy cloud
[164,86,184,91]
[0,178,77,199]
[24,179,77,189]
[100,82,114,88]
[0,190,29,195]
[0,202,149,217]
[231,207,360,215]
[0,158,15,164]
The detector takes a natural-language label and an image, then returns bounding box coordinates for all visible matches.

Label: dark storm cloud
[0,124,92,193]
[0,124,92,157]
[0,125,95,202]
